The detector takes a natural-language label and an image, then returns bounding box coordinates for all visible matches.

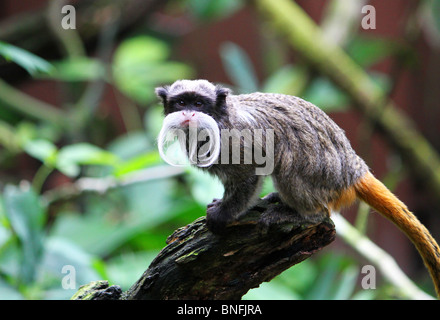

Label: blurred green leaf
[0,195,12,247]
[145,106,165,139]
[304,72,389,112]
[306,256,340,299]
[56,143,119,177]
[116,63,193,104]
[369,71,391,95]
[0,120,20,152]
[105,250,158,290]
[0,224,10,249]
[347,36,399,68]
[42,237,100,288]
[352,288,377,300]
[49,210,124,257]
[3,185,46,284]
[303,254,361,300]
[432,0,440,34]
[45,58,106,82]
[262,65,307,95]
[114,36,170,66]
[113,36,193,104]
[0,280,23,300]
[276,259,318,294]
[16,122,38,145]
[23,139,58,166]
[0,41,53,76]
[188,0,244,21]
[243,281,301,300]
[332,265,359,300]
[220,42,259,93]
[50,178,179,256]
[303,77,349,112]
[14,122,60,149]
[115,152,162,177]
[108,131,152,161]
[107,131,161,177]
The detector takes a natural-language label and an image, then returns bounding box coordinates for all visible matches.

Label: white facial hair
[157,111,221,167]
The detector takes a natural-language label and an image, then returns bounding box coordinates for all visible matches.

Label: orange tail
[354,171,440,297]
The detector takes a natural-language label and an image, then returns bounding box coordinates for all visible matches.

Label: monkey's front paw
[206,205,232,234]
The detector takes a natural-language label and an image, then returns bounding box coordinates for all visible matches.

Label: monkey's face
[156,80,230,167]
[167,92,221,118]
[156,79,230,122]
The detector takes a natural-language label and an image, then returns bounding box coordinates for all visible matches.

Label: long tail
[354,171,440,297]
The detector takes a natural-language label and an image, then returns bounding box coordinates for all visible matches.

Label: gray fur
[226,92,368,214]
[165,79,218,100]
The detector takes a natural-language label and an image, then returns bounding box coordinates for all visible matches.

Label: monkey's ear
[155,86,169,103]
[215,86,231,104]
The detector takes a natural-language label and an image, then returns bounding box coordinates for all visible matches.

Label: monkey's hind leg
[263,175,329,230]
[259,201,328,233]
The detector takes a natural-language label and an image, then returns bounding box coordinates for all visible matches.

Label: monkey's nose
[182,111,196,117]
[181,111,196,126]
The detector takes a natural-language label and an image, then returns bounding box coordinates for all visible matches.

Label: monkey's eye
[195,101,203,107]
[178,100,186,106]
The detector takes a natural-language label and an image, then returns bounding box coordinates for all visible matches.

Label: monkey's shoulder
[233,92,299,105]
[230,92,336,127]
[232,92,321,113]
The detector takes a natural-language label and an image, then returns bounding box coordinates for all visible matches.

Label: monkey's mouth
[180,119,200,128]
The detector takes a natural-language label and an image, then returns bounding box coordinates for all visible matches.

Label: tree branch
[0,78,66,124]
[72,195,335,300]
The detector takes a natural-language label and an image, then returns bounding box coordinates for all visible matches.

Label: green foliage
[47,58,107,82]
[429,0,440,36]
[347,36,401,68]
[220,42,259,93]
[187,0,244,21]
[244,253,379,300]
[0,41,54,76]
[112,36,193,104]
[23,140,118,177]
[302,78,349,112]
[3,185,45,285]
[262,65,307,96]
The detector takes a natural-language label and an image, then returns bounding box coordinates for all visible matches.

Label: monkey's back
[229,93,368,212]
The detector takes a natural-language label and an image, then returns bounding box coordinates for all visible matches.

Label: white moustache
[157,111,221,168]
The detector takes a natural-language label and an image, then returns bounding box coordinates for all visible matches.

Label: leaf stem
[32,164,54,194]
[0,78,65,125]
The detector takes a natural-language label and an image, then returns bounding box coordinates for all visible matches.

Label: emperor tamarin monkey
[156,79,440,296]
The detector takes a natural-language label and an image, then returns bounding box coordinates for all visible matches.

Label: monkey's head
[155,79,230,120]
[155,79,231,167]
